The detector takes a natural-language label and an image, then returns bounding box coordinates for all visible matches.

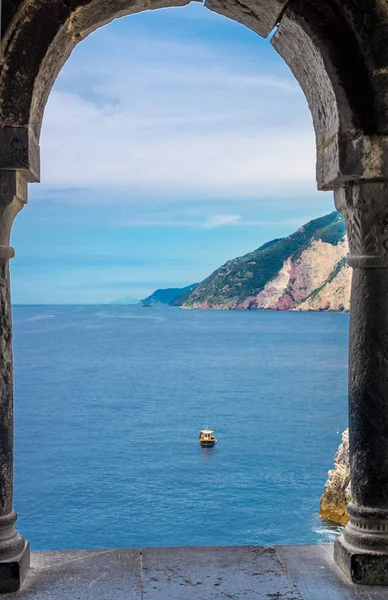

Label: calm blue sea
[12,305,348,551]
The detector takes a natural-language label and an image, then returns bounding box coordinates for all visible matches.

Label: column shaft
[0,256,14,518]
[334,181,388,583]
[349,268,388,508]
[0,172,30,592]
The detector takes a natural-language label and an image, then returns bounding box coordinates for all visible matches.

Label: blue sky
[10,3,335,304]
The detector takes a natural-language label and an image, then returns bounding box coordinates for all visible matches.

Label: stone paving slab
[4,549,141,600]
[276,544,388,600]
[4,545,388,599]
[141,546,302,599]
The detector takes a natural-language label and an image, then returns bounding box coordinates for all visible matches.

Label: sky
[10,2,335,304]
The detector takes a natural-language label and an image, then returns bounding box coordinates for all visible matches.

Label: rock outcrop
[181,212,351,311]
[320,429,351,526]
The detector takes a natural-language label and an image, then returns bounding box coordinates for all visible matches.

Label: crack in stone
[273,549,304,600]
[32,549,118,571]
[139,550,144,600]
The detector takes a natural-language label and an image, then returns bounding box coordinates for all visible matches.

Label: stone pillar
[0,171,29,593]
[334,181,388,584]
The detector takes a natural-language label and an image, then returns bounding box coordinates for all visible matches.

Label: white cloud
[41,89,316,197]
[202,214,241,228]
[118,212,318,229]
[120,213,242,227]
[38,19,317,202]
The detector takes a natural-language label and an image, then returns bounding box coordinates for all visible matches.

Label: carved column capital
[335,181,388,268]
[0,171,27,254]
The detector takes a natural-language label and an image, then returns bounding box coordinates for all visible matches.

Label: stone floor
[5,544,388,599]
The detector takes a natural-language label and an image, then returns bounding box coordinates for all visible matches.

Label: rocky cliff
[320,429,350,526]
[181,212,351,311]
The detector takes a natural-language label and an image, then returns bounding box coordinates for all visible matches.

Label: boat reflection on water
[200,445,217,463]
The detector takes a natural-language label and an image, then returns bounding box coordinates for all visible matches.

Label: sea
[12,304,348,551]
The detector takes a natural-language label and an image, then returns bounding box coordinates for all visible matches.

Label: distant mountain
[182,212,350,311]
[110,296,140,305]
[141,284,198,306]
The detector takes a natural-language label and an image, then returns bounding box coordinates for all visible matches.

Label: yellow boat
[199,429,217,447]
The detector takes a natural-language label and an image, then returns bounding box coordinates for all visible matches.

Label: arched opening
[10,3,348,552]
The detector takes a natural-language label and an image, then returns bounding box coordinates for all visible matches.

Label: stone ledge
[2,544,388,598]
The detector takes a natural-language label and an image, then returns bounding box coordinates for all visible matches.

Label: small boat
[142,302,151,307]
[199,429,217,447]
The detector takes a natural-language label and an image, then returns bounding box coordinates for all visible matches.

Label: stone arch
[0,0,388,187]
[1,0,388,591]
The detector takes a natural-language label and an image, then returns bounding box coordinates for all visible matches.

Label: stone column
[334,181,388,584]
[0,171,29,593]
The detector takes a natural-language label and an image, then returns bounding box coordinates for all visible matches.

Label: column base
[0,541,30,593]
[334,535,388,585]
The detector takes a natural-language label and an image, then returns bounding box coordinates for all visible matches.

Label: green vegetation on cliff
[142,284,198,306]
[184,212,345,307]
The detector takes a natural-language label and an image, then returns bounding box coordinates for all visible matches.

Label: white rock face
[254,238,351,311]
[298,263,351,311]
[291,239,347,299]
[255,258,293,308]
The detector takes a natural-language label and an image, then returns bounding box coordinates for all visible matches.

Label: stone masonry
[2,0,388,590]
